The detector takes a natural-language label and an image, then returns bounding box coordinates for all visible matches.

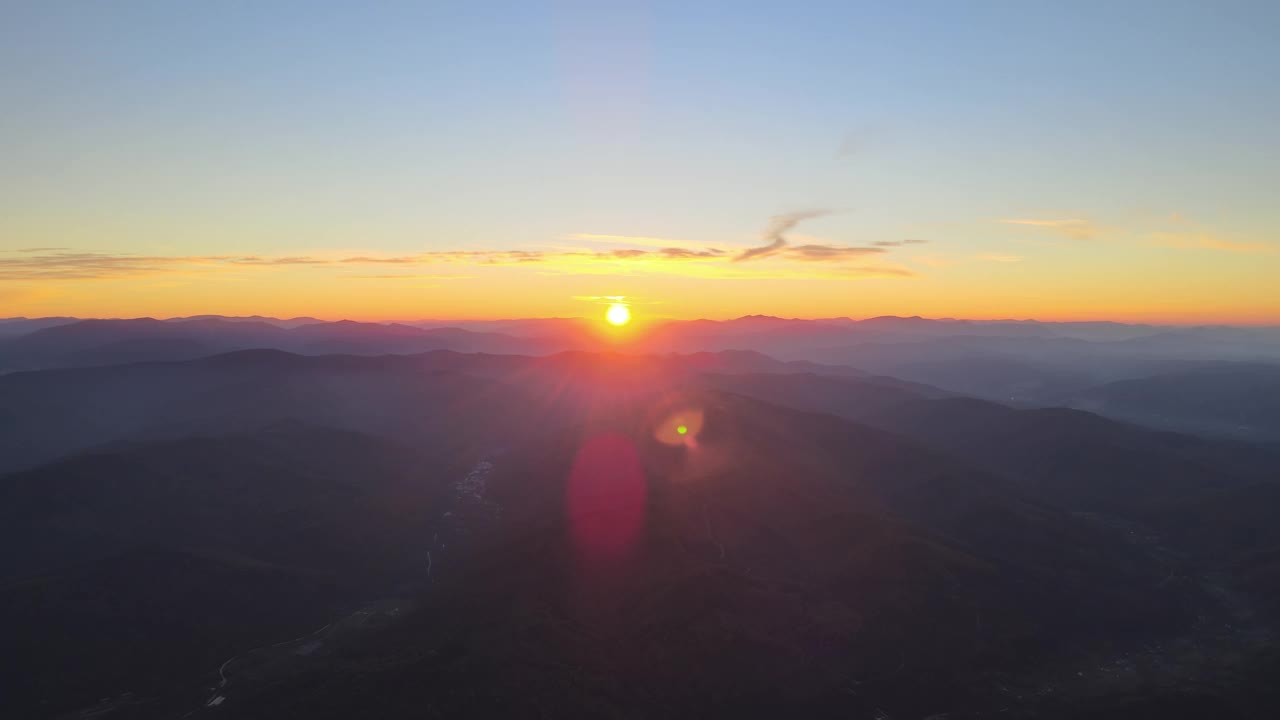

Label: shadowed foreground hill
[179,392,1214,719]
[2,350,1279,718]
[0,424,459,718]
[699,372,1277,514]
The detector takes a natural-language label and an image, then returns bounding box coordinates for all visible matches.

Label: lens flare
[567,433,645,563]
[655,408,704,446]
[606,303,631,326]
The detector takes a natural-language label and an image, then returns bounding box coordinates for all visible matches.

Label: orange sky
[4,218,1278,325]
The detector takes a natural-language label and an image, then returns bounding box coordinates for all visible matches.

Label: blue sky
[2,1,1278,321]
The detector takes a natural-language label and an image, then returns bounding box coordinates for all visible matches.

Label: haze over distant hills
[5,313,1280,441]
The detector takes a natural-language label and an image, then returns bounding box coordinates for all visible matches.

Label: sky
[2,1,1279,323]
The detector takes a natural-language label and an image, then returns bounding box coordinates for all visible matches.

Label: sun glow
[606,303,631,326]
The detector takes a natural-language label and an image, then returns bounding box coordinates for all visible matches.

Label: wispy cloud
[997,218,1097,240]
[835,124,886,160]
[732,210,890,263]
[570,233,723,253]
[227,256,327,265]
[736,210,830,261]
[339,256,418,264]
[574,294,631,305]
[0,246,730,281]
[656,247,726,259]
[1149,232,1275,255]
[872,239,930,248]
[0,252,229,280]
[416,250,547,264]
[787,245,883,261]
[831,265,913,277]
[347,274,475,280]
[4,212,919,284]
[0,251,352,280]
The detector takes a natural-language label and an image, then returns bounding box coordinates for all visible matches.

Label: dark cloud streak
[787,245,884,261]
[735,210,831,262]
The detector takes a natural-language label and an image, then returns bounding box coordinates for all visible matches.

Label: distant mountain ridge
[1062,362,1280,441]
[4,315,1279,438]
[0,317,566,373]
[0,347,936,475]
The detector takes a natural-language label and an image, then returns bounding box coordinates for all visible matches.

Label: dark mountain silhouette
[166,314,324,328]
[3,349,1279,718]
[699,372,1276,515]
[0,423,456,717]
[171,388,1266,719]
[5,316,1279,419]
[0,318,288,371]
[0,316,79,337]
[0,318,551,372]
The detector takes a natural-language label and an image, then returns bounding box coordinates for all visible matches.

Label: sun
[606,303,631,326]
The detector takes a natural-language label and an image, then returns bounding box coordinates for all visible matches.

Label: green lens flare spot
[677,425,688,435]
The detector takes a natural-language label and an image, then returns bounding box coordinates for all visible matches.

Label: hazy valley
[3,316,1280,718]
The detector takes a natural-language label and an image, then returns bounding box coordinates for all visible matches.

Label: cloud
[227,256,327,265]
[975,253,1023,263]
[0,246,742,281]
[571,233,721,252]
[0,252,231,280]
[1149,233,1275,255]
[0,251,356,280]
[834,265,913,277]
[574,295,631,305]
[736,210,831,261]
[526,248,726,263]
[12,246,70,252]
[835,124,886,160]
[406,250,540,264]
[657,247,725,259]
[4,213,920,285]
[787,245,884,261]
[346,274,475,280]
[339,256,418,264]
[873,239,930,247]
[997,218,1097,240]
[732,210,888,263]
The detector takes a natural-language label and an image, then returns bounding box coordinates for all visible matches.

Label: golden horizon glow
[2,215,1278,326]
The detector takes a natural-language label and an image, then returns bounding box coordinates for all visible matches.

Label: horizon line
[7,313,1280,329]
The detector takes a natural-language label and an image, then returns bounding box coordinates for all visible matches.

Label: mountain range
[5,314,1280,440]
[3,345,1280,718]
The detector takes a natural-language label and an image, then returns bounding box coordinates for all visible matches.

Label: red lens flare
[566,433,646,565]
